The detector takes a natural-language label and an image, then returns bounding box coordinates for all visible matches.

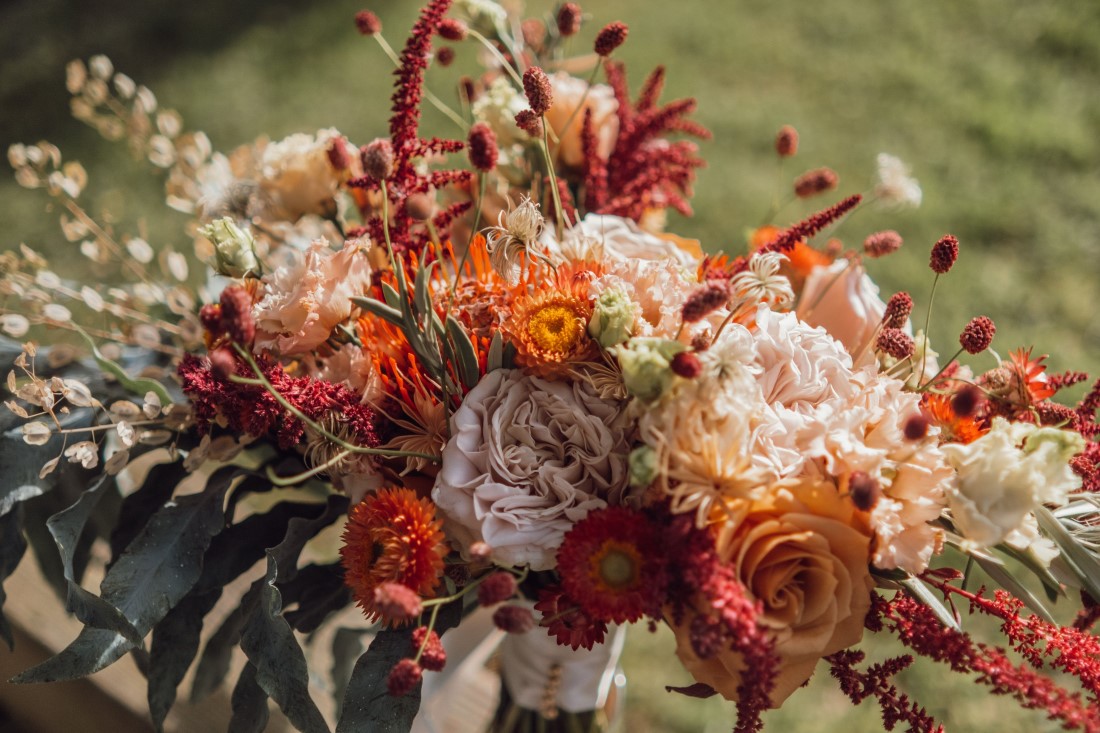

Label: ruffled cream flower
[432,370,632,570]
[253,238,372,356]
[796,260,886,362]
[553,213,702,270]
[259,128,347,221]
[943,418,1084,547]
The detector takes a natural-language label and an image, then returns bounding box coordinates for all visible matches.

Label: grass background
[2,0,1099,730]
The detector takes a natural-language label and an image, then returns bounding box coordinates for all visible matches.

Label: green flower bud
[588,287,635,348]
[200,217,260,278]
[614,337,684,403]
[628,445,658,488]
[1024,426,1086,462]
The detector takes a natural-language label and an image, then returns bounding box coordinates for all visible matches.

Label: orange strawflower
[503,274,599,378]
[921,393,986,445]
[340,488,446,625]
[749,225,831,288]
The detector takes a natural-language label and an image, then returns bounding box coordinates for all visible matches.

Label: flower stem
[540,116,566,238]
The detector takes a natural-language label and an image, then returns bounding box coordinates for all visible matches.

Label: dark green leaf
[191,580,262,702]
[148,501,325,728]
[446,317,480,389]
[11,466,242,683]
[45,473,142,644]
[336,600,462,733]
[241,556,330,733]
[229,663,271,733]
[108,460,187,568]
[331,628,367,712]
[268,495,348,585]
[0,505,27,650]
[0,411,92,518]
[282,564,350,634]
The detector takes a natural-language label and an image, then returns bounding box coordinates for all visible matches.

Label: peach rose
[796,260,886,361]
[545,72,619,170]
[670,480,873,705]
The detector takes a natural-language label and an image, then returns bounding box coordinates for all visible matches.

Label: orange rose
[670,480,873,705]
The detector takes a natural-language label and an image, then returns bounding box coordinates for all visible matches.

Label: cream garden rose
[796,260,886,361]
[545,72,619,170]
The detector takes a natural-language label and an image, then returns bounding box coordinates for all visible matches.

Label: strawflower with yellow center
[503,288,599,378]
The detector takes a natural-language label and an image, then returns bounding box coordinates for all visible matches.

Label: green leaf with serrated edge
[487,331,504,373]
[899,576,961,632]
[446,317,480,389]
[45,473,143,645]
[73,326,172,406]
[966,547,1056,624]
[352,296,404,328]
[148,502,327,731]
[241,556,330,733]
[191,580,262,703]
[336,599,462,733]
[11,466,242,684]
[229,663,271,733]
[1035,506,1100,603]
[0,506,27,650]
[331,628,367,711]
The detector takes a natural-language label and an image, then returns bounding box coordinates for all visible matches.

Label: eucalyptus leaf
[381,283,404,313]
[241,556,330,733]
[11,466,242,683]
[331,628,367,711]
[73,326,173,406]
[108,460,187,569]
[967,548,1056,624]
[191,580,262,702]
[0,505,27,650]
[412,260,436,322]
[229,663,271,733]
[487,331,504,373]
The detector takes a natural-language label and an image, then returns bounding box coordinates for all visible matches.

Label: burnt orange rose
[670,480,873,705]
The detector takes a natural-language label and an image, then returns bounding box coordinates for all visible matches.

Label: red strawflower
[387,658,422,697]
[341,488,446,625]
[881,291,913,329]
[467,122,499,172]
[437,17,467,40]
[557,3,582,37]
[522,66,553,115]
[876,328,915,360]
[930,234,959,274]
[794,167,839,198]
[863,230,903,258]
[775,125,798,157]
[411,626,446,671]
[477,571,517,606]
[960,315,995,354]
[493,605,536,634]
[355,10,382,36]
[534,585,607,651]
[555,506,667,624]
[594,21,628,56]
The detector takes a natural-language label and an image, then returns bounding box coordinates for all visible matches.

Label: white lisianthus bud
[588,287,635,348]
[942,418,1084,547]
[628,445,658,488]
[199,217,260,278]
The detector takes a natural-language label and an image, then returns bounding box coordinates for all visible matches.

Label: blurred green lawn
[2,0,1099,730]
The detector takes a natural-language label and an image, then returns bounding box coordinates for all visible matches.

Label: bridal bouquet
[3,1,1099,731]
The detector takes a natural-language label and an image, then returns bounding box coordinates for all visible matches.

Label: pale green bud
[1024,426,1086,463]
[628,445,658,488]
[614,337,684,403]
[200,217,260,278]
[588,288,635,348]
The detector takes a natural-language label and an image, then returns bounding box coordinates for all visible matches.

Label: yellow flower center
[527,303,583,355]
[589,540,641,591]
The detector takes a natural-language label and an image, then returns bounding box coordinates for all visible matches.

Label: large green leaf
[107,460,187,568]
[11,465,242,683]
[241,556,330,733]
[229,662,272,733]
[191,580,262,703]
[281,563,350,634]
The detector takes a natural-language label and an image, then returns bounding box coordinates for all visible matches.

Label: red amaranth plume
[349,0,472,256]
[758,194,862,255]
[872,586,1100,731]
[581,61,710,222]
[826,651,943,731]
